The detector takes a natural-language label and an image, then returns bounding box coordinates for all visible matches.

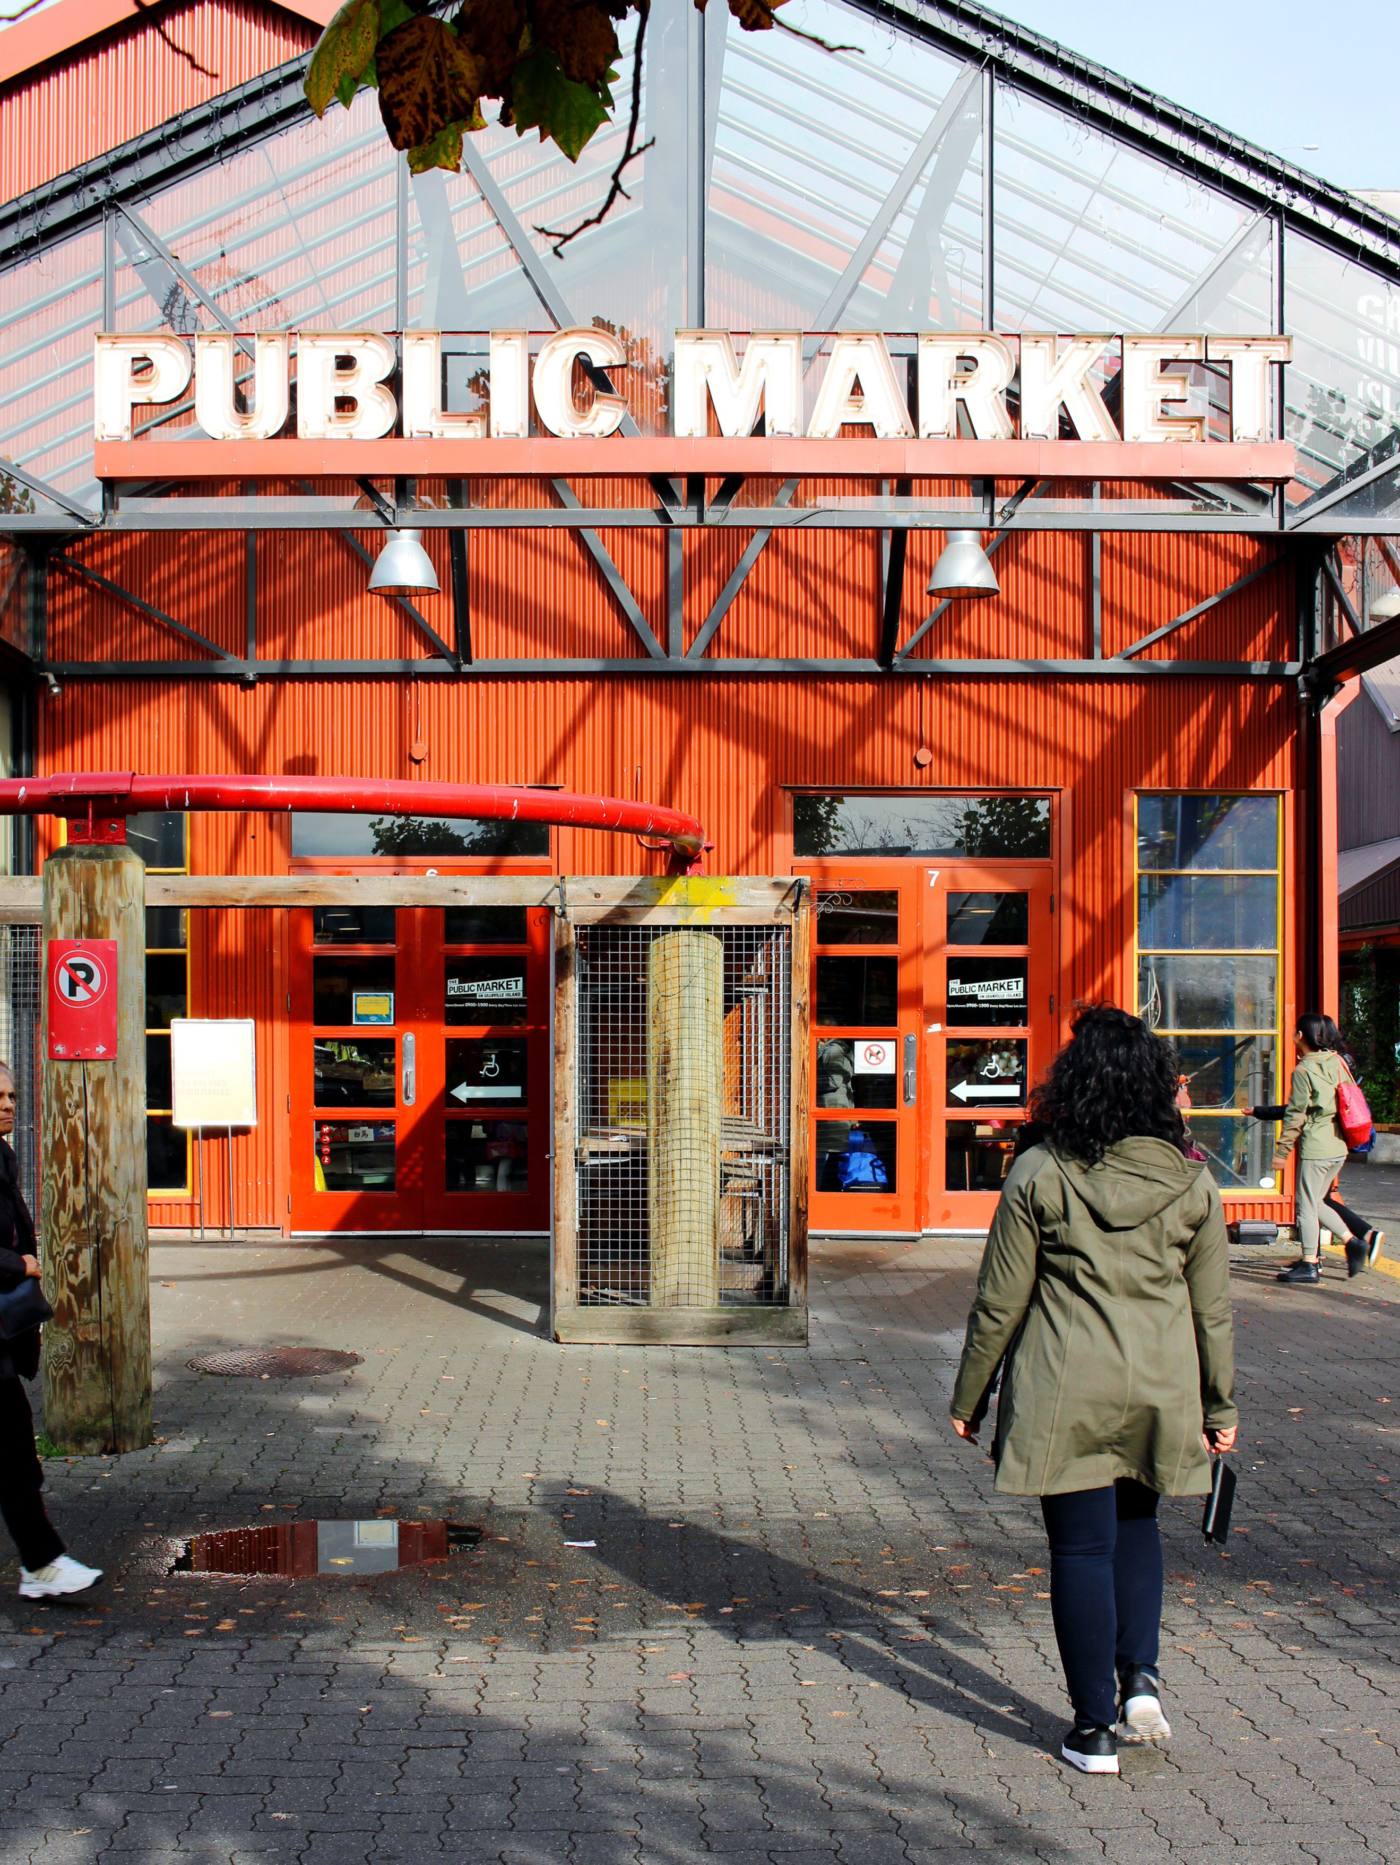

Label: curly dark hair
[1029,1005,1187,1167]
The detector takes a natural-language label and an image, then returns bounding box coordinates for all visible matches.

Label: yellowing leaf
[306,0,380,118]
[377,15,483,152]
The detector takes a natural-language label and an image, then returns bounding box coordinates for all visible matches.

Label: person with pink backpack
[1250,1014,1382,1285]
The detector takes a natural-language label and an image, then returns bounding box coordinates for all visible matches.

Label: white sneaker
[18,1554,104,1600]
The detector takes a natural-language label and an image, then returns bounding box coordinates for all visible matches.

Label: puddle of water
[173,1518,482,1576]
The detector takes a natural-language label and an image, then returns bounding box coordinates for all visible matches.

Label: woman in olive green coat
[950,1007,1237,1776]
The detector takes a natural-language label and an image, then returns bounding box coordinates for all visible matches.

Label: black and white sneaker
[1346,1237,1367,1278]
[1061,1722,1119,1774]
[1366,1229,1385,1270]
[1118,1667,1171,1744]
[1276,1259,1320,1284]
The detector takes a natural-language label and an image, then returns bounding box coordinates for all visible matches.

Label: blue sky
[990,0,1397,192]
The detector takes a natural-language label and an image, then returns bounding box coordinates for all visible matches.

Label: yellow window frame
[1133,792,1285,1197]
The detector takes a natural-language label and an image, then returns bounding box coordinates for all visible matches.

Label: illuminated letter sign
[91,329,1295,450]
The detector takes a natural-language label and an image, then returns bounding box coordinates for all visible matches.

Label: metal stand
[194,1128,205,1240]
[225,1124,234,1240]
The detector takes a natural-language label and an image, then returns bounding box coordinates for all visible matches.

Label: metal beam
[1288,433,1400,527]
[329,529,458,667]
[1321,553,1363,638]
[15,500,1292,536]
[0,455,97,524]
[878,478,911,669]
[687,481,798,660]
[1303,610,1400,694]
[51,553,236,662]
[550,480,666,660]
[894,479,1038,660]
[41,655,1303,681]
[1115,558,1278,660]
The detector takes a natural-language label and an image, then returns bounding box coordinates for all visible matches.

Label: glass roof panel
[1285,231,1400,493]
[127,93,399,333]
[706,0,982,330]
[993,87,1254,332]
[0,225,103,510]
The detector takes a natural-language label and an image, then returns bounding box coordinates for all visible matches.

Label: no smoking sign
[47,939,119,1060]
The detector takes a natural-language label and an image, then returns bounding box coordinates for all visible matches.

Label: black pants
[1040,1478,1162,1729]
[0,1377,65,1571]
[1324,1191,1372,1242]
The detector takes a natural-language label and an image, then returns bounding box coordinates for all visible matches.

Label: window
[137,813,190,1195]
[291,814,549,858]
[1136,795,1282,1194]
[794,794,1050,858]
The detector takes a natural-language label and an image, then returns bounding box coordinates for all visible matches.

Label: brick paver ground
[1,1164,1398,1863]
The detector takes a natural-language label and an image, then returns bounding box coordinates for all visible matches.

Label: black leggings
[0,1377,65,1571]
[1040,1478,1162,1729]
[1324,1191,1372,1242]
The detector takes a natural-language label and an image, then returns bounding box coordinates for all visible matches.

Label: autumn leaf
[408,118,482,175]
[377,15,484,151]
[510,49,611,162]
[306,0,379,118]
[533,0,620,85]
[453,0,527,94]
[726,0,789,27]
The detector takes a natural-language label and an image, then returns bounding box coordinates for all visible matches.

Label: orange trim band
[95,437,1299,482]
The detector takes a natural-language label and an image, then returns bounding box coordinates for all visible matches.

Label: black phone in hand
[1202,1457,1236,1544]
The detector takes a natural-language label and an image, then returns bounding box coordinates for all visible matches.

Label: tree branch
[534,0,654,259]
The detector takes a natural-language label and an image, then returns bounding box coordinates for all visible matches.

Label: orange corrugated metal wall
[0,0,317,203]
[39,509,1301,1230]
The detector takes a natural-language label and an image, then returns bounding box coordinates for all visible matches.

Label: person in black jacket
[0,1063,103,1600]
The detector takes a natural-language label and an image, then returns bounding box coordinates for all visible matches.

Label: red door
[799,865,926,1234]
[925,862,1055,1230]
[291,903,550,1233]
[797,860,1056,1234]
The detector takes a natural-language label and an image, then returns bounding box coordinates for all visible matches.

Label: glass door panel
[417,910,551,1231]
[926,864,1054,1229]
[292,911,418,1231]
[798,866,926,1234]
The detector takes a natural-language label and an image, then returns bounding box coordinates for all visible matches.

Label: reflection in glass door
[803,868,926,1234]
[290,906,550,1233]
[931,866,1053,1228]
[797,860,1055,1233]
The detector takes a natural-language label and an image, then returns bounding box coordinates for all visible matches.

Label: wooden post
[40,845,151,1454]
[551,916,579,1334]
[647,929,722,1307]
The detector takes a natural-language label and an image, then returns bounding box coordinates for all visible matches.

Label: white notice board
[171,1019,258,1130]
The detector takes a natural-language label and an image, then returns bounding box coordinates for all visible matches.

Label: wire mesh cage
[555,882,808,1344]
[0,923,42,1215]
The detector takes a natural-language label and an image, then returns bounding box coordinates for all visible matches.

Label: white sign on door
[854,1040,896,1075]
[171,1019,258,1129]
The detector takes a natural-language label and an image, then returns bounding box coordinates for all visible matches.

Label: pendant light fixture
[927,530,999,599]
[367,528,439,597]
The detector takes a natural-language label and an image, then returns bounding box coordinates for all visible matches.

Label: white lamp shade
[927,530,999,599]
[367,528,439,596]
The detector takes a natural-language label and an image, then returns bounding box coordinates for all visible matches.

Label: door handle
[903,1032,917,1106]
[402,1031,416,1106]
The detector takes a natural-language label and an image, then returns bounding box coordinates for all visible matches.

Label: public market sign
[93,328,1293,448]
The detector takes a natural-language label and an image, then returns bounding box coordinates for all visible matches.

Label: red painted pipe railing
[0,772,709,863]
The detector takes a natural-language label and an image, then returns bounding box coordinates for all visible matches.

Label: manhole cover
[187,1347,363,1378]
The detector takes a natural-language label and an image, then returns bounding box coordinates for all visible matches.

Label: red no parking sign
[47,939,119,1060]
